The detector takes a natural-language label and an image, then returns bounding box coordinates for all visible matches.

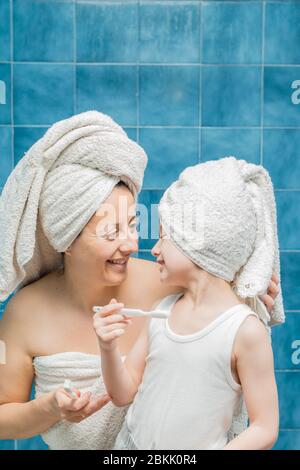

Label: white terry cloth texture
[158,156,284,327]
[0,111,147,301]
[33,352,129,450]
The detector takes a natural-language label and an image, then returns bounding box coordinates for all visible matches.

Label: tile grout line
[137,0,140,143]
[4,125,300,130]
[0,123,300,131]
[260,0,266,166]
[139,187,300,192]
[275,370,300,373]
[10,0,14,171]
[3,61,300,67]
[73,0,77,115]
[10,4,16,448]
[198,0,202,163]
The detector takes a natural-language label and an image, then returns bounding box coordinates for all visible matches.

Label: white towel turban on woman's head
[0,111,147,301]
[158,156,284,327]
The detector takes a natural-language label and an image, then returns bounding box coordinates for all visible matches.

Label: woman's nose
[120,236,138,254]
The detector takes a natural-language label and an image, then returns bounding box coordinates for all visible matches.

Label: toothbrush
[93,306,168,319]
[63,379,78,399]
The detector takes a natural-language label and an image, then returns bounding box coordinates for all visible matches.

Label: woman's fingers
[61,391,92,413]
[267,280,280,298]
[259,293,275,312]
[80,394,111,417]
[64,394,111,422]
[258,272,280,312]
[57,387,111,422]
[63,386,81,400]
[271,272,279,285]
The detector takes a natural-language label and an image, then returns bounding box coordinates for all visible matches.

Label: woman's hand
[93,299,132,352]
[49,387,111,423]
[259,272,280,312]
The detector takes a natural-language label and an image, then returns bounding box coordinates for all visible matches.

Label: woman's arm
[0,296,110,439]
[94,299,150,407]
[223,316,279,450]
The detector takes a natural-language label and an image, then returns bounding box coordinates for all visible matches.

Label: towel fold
[0,111,147,301]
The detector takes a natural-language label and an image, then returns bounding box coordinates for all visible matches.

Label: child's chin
[159,271,171,284]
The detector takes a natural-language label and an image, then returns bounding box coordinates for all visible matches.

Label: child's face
[151,224,196,286]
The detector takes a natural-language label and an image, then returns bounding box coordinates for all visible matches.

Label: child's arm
[93,299,150,407]
[223,316,279,450]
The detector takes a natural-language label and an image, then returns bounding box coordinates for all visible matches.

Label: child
[93,157,284,450]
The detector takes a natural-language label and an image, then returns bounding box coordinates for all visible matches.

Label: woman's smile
[106,257,129,271]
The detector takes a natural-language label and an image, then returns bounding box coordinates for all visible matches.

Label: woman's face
[66,184,138,286]
[151,224,196,287]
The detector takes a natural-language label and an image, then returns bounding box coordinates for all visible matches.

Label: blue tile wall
[202,2,262,64]
[76,2,138,62]
[0,0,299,450]
[265,2,300,65]
[264,67,300,126]
[0,0,10,62]
[202,66,261,126]
[76,65,137,125]
[13,0,74,62]
[139,2,200,63]
[0,64,11,124]
[140,127,199,188]
[140,65,199,125]
[14,64,74,125]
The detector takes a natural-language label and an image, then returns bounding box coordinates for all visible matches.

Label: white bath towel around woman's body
[33,352,129,450]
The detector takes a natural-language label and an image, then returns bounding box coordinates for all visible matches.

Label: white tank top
[125,293,258,450]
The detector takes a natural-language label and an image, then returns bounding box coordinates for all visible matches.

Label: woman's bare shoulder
[1,271,59,335]
[117,256,182,309]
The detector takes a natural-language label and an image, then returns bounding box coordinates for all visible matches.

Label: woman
[0,111,280,449]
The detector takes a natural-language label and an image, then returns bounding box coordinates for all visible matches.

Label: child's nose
[151,240,161,257]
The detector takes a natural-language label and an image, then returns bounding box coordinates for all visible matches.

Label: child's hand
[93,299,132,352]
[259,272,280,312]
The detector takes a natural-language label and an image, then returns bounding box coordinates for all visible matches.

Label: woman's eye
[106,231,118,240]
[129,222,137,232]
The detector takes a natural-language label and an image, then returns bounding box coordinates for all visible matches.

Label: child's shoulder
[235,312,270,353]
